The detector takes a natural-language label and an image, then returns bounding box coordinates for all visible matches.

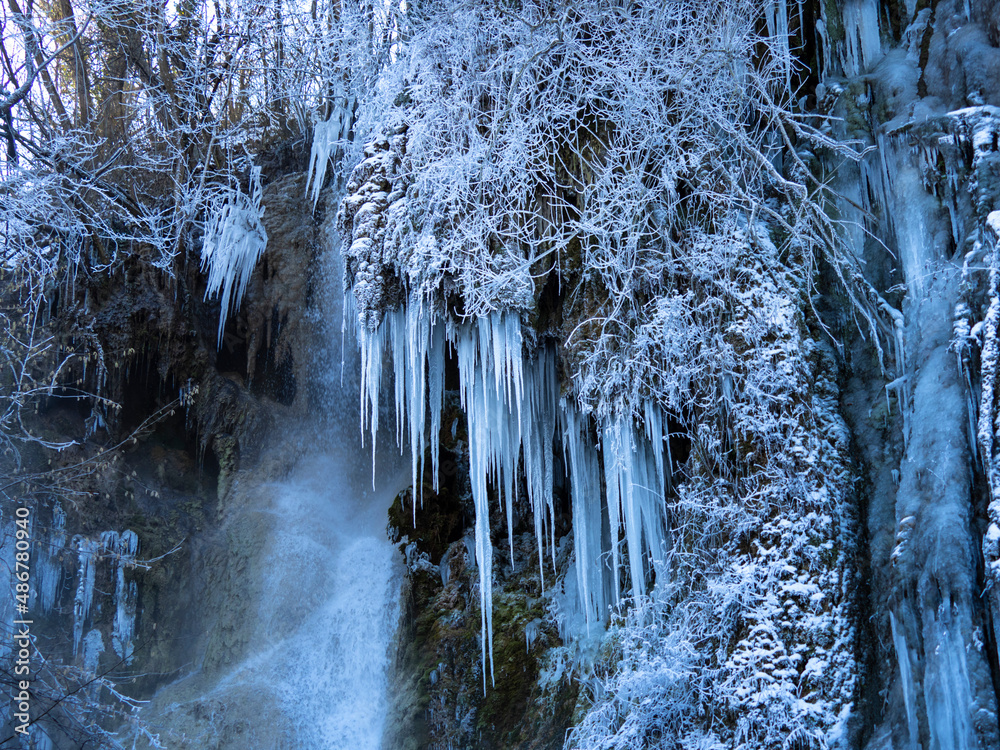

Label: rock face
[0,164,334,747]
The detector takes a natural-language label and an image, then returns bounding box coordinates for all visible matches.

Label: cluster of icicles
[353,295,672,684]
[32,506,141,668]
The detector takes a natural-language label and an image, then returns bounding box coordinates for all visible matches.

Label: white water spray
[149,207,408,750]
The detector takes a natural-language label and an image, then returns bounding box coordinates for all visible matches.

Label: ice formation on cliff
[201,165,269,341]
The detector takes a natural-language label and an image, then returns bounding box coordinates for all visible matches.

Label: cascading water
[209,453,406,749]
[848,114,1000,749]
[146,223,408,750]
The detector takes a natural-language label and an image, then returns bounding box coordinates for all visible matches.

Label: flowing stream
[145,226,408,749]
[231,452,406,749]
[147,446,406,749]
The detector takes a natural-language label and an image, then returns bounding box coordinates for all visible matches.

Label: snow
[201,165,269,342]
[988,211,1000,240]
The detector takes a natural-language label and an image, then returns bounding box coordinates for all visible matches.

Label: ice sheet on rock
[102,530,139,663]
[879,134,941,299]
[0,521,16,664]
[28,725,53,750]
[82,628,104,675]
[890,611,919,749]
[922,601,975,750]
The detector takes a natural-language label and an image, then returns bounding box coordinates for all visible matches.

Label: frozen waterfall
[858,117,1000,750]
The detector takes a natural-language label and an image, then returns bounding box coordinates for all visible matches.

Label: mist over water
[235,453,407,749]
[144,214,409,750]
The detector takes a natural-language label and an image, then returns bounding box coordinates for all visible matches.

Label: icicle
[201,165,269,343]
[428,321,446,491]
[603,415,647,601]
[453,312,526,684]
[601,422,623,605]
[461,352,497,688]
[113,580,138,663]
[72,537,99,655]
[305,95,356,211]
[636,432,670,593]
[34,503,66,613]
[403,302,431,512]
[390,307,407,452]
[356,296,679,660]
[600,405,670,605]
[522,347,559,583]
[356,294,450,499]
[643,401,666,497]
[562,404,609,627]
[357,304,387,477]
[840,0,881,76]
[763,0,792,93]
